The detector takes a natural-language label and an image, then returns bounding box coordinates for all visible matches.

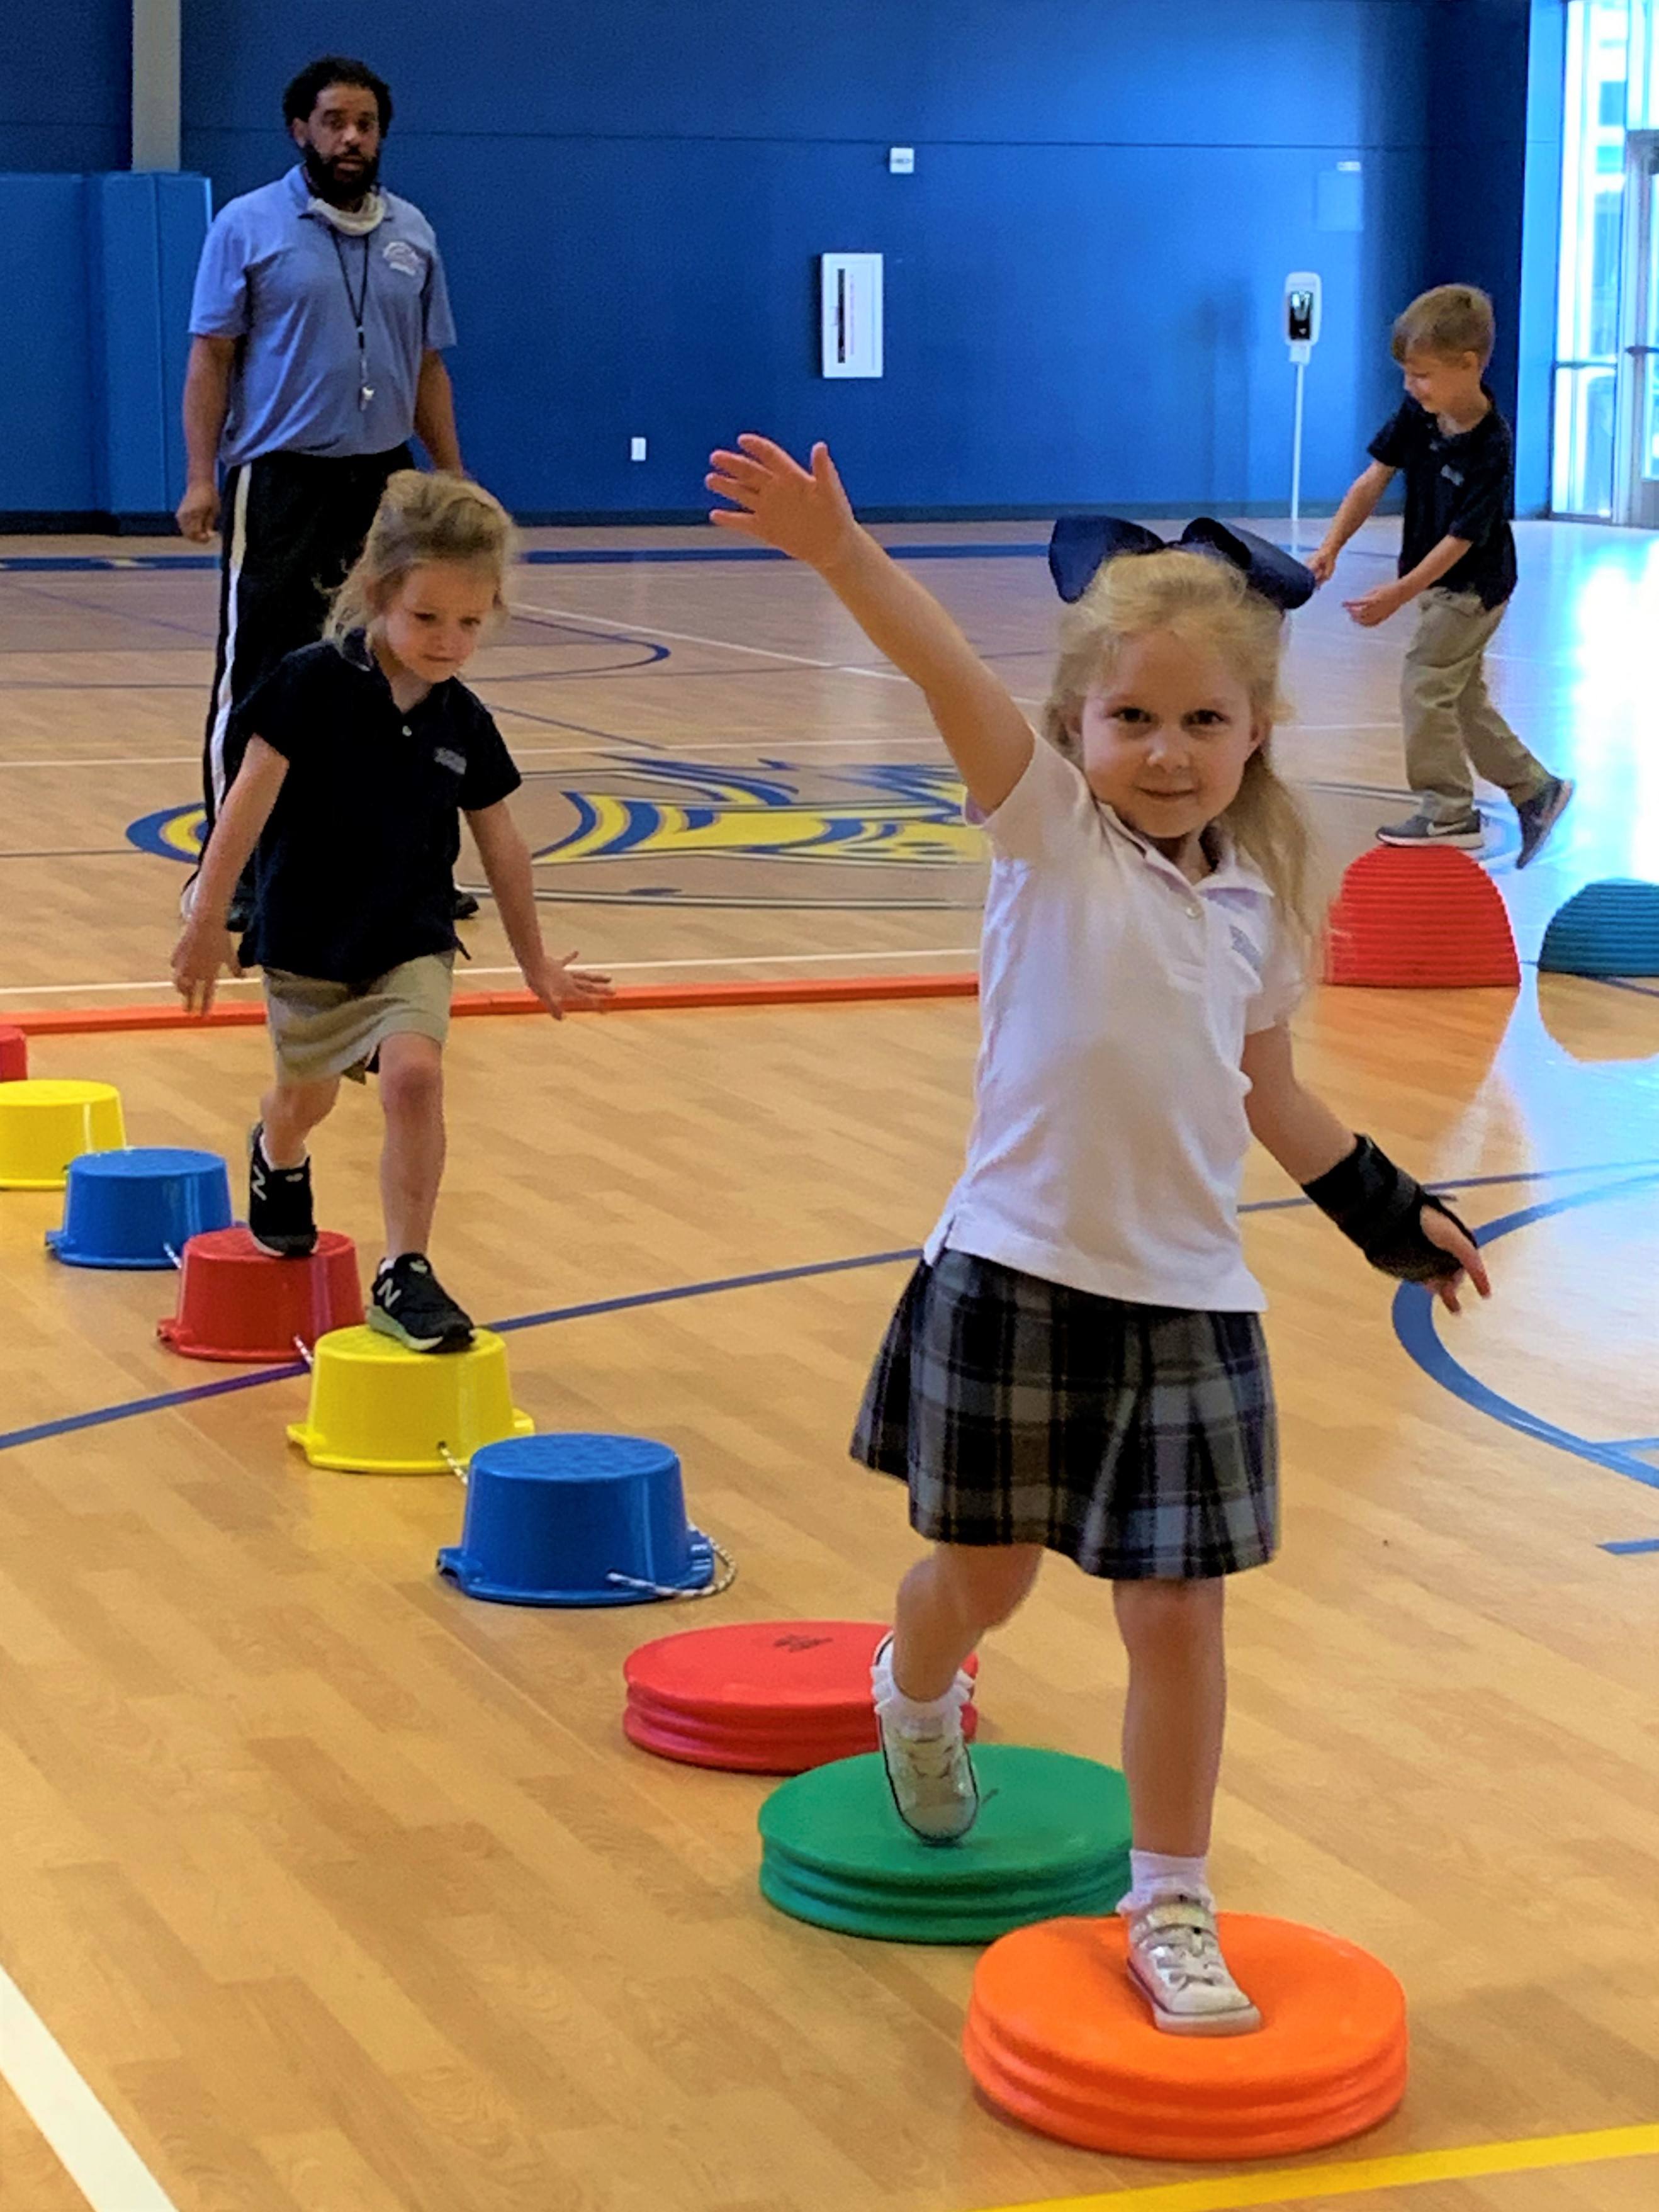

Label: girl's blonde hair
[327,470,516,642]
[1042,548,1323,952]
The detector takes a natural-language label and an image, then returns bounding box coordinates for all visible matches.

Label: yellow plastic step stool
[287,1323,532,1474]
[0,1079,126,1191]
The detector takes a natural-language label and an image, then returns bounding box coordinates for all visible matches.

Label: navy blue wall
[0,2,1538,519]
[180,0,1468,518]
[1427,0,1534,431]
[0,3,130,171]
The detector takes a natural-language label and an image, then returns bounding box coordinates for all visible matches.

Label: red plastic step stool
[157,1225,364,1363]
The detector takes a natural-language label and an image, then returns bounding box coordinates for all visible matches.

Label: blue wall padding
[1539,882,1659,979]
[87,172,213,514]
[0,172,208,517]
[0,178,99,509]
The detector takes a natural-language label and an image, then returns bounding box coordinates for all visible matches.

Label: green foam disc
[757,1744,1132,1943]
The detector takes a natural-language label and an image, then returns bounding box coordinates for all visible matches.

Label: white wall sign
[821,253,884,378]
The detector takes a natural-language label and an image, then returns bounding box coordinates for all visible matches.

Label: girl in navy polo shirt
[171,472,610,1350]
[708,436,1490,2036]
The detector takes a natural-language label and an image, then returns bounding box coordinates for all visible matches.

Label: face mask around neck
[307,187,386,235]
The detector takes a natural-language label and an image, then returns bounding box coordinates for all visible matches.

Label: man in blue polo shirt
[177,54,470,917]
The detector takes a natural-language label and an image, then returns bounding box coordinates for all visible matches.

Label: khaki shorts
[264,952,454,1086]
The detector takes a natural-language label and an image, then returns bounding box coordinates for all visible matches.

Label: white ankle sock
[1120,1849,1212,1913]
[258,1129,306,1172]
[870,1637,970,1731]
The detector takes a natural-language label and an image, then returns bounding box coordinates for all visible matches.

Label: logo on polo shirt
[1228,922,1264,975]
[434,747,466,777]
[383,238,424,279]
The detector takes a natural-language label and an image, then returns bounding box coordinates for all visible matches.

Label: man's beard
[301,142,381,206]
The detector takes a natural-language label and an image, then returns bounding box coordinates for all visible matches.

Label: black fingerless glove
[1300,1135,1473,1284]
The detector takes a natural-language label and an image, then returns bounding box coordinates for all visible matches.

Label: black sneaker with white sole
[1516,775,1573,868]
[368,1254,475,1353]
[1376,808,1485,850]
[247,1124,317,1258]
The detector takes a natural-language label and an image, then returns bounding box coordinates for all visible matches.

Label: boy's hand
[707,437,858,571]
[1421,1205,1491,1315]
[171,922,239,1016]
[1344,582,1411,628]
[524,951,615,1020]
[1305,544,1339,586]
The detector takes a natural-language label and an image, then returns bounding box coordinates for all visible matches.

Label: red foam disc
[0,1027,28,1081]
[624,1620,979,1773]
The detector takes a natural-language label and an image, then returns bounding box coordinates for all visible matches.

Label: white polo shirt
[926,737,1300,1312]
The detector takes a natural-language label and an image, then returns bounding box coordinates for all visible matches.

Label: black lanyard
[329,230,374,409]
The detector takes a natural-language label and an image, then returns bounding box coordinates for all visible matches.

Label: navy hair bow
[1047,516,1315,613]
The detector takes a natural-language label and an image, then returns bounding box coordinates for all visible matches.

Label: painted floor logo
[126,754,993,912]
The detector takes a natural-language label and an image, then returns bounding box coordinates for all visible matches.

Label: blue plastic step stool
[47,1147,233,1270]
[439,1433,717,1606]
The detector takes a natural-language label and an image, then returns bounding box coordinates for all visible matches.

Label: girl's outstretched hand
[707,437,857,570]
[1421,1205,1492,1314]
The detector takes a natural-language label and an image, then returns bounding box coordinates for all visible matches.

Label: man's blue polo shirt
[189,166,458,468]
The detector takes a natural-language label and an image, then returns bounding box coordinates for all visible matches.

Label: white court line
[0,947,979,999]
[0,755,200,770]
[0,1961,179,2211]
[0,725,1383,772]
[510,595,912,682]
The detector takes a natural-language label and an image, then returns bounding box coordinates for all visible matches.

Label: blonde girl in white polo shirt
[707,436,1489,2036]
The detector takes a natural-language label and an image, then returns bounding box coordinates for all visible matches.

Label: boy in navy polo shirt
[171,473,612,1351]
[1310,285,1572,866]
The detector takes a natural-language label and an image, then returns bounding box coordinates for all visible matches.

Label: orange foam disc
[964,1913,1407,2160]
[1324,845,1519,988]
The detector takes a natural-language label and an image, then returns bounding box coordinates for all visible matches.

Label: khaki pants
[1400,589,1546,823]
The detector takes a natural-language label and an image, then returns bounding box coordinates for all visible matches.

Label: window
[1553,1,1631,514]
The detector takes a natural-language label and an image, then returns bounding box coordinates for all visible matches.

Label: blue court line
[1576,974,1659,1003]
[0,1246,921,1458]
[6,1158,1656,1465]
[0,1361,308,1455]
[0,555,219,572]
[1393,1171,1659,1554]
[0,543,1050,576]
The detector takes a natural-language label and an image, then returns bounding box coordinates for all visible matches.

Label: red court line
[5,972,979,1039]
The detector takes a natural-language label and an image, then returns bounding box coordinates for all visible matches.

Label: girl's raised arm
[708,437,1033,815]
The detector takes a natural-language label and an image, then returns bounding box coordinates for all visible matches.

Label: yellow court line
[982,2121,1659,2212]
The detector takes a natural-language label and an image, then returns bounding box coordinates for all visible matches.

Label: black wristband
[1300,1135,1472,1284]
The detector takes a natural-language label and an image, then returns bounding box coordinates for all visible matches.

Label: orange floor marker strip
[7,971,979,1041]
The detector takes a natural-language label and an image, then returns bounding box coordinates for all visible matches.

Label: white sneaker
[1123,1893,1261,2036]
[871,1634,979,1844]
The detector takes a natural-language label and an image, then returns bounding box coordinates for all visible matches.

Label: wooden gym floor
[0,520,1656,2212]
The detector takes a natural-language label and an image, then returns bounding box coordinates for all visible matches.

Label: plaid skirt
[851,1250,1278,1581]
